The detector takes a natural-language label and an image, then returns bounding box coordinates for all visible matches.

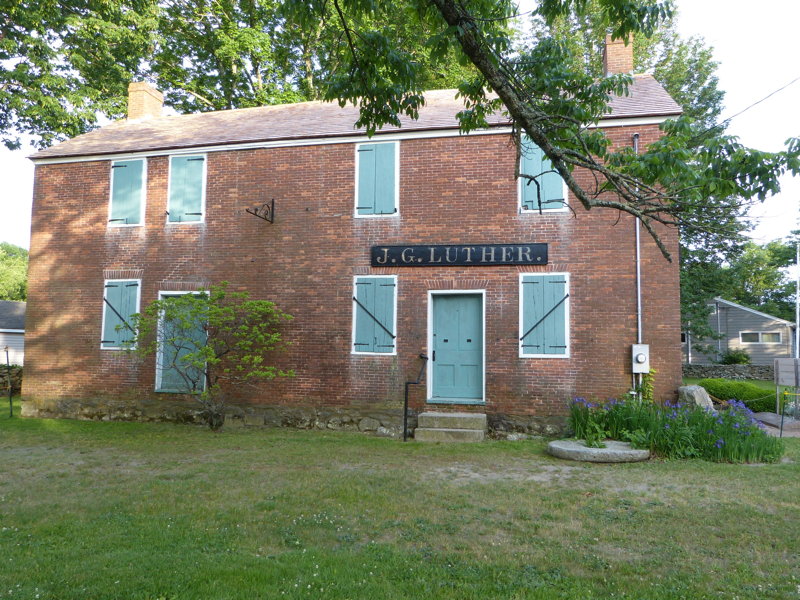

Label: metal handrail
[404,354,428,441]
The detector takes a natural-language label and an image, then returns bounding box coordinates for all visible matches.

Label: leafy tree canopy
[0,242,28,301]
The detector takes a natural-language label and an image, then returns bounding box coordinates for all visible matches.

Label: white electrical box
[631,344,650,374]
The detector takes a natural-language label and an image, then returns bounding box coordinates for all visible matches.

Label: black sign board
[371,244,547,267]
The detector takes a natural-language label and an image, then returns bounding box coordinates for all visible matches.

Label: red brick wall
[24,126,681,423]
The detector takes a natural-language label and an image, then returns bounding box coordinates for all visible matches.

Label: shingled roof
[31,75,681,161]
[0,301,25,331]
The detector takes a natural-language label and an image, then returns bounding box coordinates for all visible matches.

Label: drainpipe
[632,133,643,391]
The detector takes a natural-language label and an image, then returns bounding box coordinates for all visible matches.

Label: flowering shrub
[569,397,783,463]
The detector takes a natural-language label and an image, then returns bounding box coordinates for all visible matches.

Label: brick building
[22,41,683,435]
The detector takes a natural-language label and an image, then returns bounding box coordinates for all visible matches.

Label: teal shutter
[521,275,568,356]
[357,143,396,215]
[353,277,396,353]
[102,280,139,348]
[520,137,564,210]
[169,156,205,222]
[109,160,144,225]
[157,295,207,392]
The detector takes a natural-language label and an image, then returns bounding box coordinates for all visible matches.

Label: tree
[0,242,28,301]
[719,239,797,322]
[0,0,159,149]
[286,0,800,261]
[129,282,294,430]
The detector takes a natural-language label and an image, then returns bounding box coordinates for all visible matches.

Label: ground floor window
[101,279,140,349]
[519,273,570,358]
[155,291,208,392]
[740,331,781,344]
[352,276,397,355]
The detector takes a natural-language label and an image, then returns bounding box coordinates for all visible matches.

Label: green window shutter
[169,156,204,222]
[157,295,207,392]
[110,160,144,225]
[102,280,139,348]
[353,277,396,353]
[357,145,377,215]
[520,137,564,210]
[521,275,568,356]
[357,143,396,215]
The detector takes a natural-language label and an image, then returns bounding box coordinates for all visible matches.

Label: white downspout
[633,133,643,391]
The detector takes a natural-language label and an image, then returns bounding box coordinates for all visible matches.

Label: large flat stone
[754,412,800,431]
[547,439,650,463]
[415,427,485,442]
[417,411,487,431]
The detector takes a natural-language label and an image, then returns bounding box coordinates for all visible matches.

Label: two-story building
[21,40,682,435]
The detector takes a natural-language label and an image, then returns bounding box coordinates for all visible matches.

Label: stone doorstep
[414,427,485,443]
[417,411,487,431]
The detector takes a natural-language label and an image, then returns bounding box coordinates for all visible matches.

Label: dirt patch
[428,463,583,485]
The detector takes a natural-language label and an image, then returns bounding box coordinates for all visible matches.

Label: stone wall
[21,395,569,438]
[0,366,22,394]
[682,364,774,381]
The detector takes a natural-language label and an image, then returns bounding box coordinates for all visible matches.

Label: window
[355,142,398,216]
[156,292,208,392]
[352,276,397,354]
[519,137,567,212]
[681,332,687,344]
[519,273,569,357]
[168,155,206,223]
[101,279,140,349]
[740,331,781,344]
[109,159,145,226]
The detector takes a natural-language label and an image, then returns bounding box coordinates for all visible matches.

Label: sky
[1,0,799,250]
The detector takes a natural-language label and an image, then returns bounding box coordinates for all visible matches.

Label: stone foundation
[20,395,569,438]
[683,364,774,381]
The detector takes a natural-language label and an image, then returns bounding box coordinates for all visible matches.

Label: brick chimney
[602,34,634,75]
[127,81,163,120]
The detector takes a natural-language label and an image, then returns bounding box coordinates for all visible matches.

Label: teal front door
[431,294,483,402]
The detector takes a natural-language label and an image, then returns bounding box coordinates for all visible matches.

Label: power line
[717,75,800,130]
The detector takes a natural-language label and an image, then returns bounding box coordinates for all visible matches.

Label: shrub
[568,397,783,463]
[719,349,751,365]
[698,378,777,413]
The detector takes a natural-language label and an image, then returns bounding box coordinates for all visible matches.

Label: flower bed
[569,397,783,463]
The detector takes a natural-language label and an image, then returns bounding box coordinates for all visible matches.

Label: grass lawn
[1,399,799,599]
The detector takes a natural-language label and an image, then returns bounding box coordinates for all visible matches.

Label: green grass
[2,398,800,599]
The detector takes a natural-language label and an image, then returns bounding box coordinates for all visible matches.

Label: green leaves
[0,243,28,301]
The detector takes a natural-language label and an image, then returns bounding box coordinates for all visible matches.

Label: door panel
[431,294,483,400]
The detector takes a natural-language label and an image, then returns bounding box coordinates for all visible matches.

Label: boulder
[678,385,715,412]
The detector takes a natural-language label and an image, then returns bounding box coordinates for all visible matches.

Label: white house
[0,301,25,365]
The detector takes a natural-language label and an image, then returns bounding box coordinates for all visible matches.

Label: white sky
[1,0,798,249]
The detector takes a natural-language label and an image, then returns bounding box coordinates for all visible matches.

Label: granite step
[414,427,485,443]
[417,411,487,431]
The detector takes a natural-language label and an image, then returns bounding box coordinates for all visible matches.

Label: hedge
[698,378,778,413]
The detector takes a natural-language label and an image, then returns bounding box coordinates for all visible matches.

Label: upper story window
[108,159,145,226]
[168,155,206,223]
[740,331,781,344]
[519,137,567,213]
[355,142,398,217]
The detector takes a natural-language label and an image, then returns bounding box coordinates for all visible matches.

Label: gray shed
[0,300,25,365]
[683,297,796,366]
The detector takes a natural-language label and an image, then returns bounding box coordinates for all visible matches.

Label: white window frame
[740,331,782,344]
[154,290,209,392]
[166,153,208,225]
[351,275,398,356]
[518,139,568,214]
[353,141,400,218]
[108,158,147,227]
[100,278,141,350]
[519,272,571,359]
